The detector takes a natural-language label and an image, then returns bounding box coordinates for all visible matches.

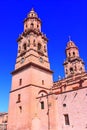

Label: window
[23,43,27,50]
[31,13,33,17]
[16,94,21,103]
[73,52,75,56]
[28,40,30,47]
[70,67,73,74]
[41,101,44,109]
[64,114,70,125]
[31,23,34,28]
[37,24,39,28]
[42,80,44,85]
[63,104,66,107]
[19,106,22,113]
[38,43,41,51]
[19,79,22,86]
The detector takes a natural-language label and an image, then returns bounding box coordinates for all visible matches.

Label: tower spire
[68,35,71,41]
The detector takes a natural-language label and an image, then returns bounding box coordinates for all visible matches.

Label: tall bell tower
[63,39,85,77]
[7,8,53,130]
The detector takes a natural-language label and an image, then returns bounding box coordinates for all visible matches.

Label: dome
[66,40,77,50]
[27,8,38,18]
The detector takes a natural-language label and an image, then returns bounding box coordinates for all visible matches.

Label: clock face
[21,57,25,63]
[39,57,43,63]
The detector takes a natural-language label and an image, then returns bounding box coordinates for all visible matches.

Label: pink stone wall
[57,87,87,130]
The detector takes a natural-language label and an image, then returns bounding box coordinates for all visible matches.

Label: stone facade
[6,8,87,130]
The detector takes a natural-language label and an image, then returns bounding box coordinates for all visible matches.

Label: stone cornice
[17,29,48,42]
[11,62,53,75]
[53,72,87,87]
[23,16,41,24]
[10,83,50,93]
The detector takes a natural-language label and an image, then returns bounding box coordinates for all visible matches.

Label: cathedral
[0,8,87,130]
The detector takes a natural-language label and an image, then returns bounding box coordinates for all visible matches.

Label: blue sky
[0,0,87,112]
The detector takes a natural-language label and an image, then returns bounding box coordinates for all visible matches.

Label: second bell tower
[63,39,85,77]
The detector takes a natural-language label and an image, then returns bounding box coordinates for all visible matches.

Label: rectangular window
[42,80,44,85]
[16,94,21,103]
[64,114,70,125]
[41,101,44,109]
[19,78,22,86]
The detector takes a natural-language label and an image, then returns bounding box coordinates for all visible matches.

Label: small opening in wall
[23,43,27,50]
[19,79,22,86]
[19,106,22,113]
[73,52,75,56]
[63,104,66,107]
[70,67,74,74]
[31,23,34,28]
[64,114,70,125]
[41,101,44,109]
[42,80,44,85]
[37,24,39,28]
[32,13,33,17]
[38,43,42,51]
[16,94,21,103]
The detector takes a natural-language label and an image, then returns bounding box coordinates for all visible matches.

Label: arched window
[23,43,27,50]
[70,67,74,73]
[73,52,75,57]
[41,101,44,109]
[30,23,34,28]
[38,43,41,51]
[37,24,39,28]
[16,94,21,103]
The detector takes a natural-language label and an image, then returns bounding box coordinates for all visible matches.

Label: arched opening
[37,24,39,28]
[73,52,75,57]
[38,43,42,51]
[70,67,74,74]
[23,43,27,50]
[30,23,34,28]
[41,101,44,109]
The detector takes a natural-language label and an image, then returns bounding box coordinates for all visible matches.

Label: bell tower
[63,39,85,77]
[7,8,53,130]
[16,8,50,70]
